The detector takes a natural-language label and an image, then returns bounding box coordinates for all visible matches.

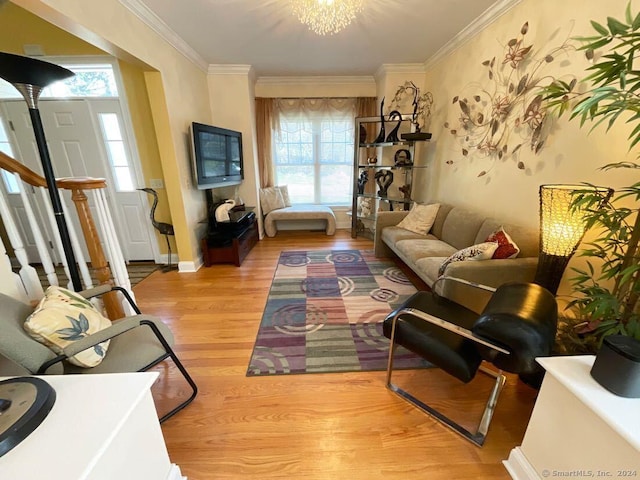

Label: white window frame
[274,113,354,206]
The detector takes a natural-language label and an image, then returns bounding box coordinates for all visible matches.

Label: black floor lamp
[0,52,82,291]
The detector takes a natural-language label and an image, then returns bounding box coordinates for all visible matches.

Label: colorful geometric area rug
[247,249,431,376]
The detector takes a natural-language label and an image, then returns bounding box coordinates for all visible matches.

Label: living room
[0,0,638,478]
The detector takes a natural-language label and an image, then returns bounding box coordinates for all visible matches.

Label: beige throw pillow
[24,286,112,368]
[397,203,440,235]
[259,187,286,215]
[276,185,292,207]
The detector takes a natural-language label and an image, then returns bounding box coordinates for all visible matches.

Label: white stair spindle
[59,195,93,290]
[0,230,28,302]
[15,175,58,288]
[0,185,43,300]
[93,189,135,313]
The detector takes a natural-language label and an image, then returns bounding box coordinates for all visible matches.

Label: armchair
[383,278,557,446]
[0,285,197,423]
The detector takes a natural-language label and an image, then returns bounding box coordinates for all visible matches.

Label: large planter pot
[590,335,640,398]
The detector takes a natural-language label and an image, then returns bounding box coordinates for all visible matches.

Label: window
[98,113,134,192]
[0,63,118,100]
[273,113,354,205]
[0,119,19,194]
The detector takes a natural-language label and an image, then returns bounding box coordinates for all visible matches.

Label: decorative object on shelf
[359,123,367,144]
[367,156,378,165]
[443,21,571,176]
[357,170,368,194]
[398,184,411,210]
[290,0,363,36]
[0,52,82,290]
[388,80,434,134]
[373,97,386,144]
[385,110,403,143]
[374,170,393,197]
[401,131,433,141]
[394,149,412,167]
[533,184,612,295]
[358,197,373,217]
[214,199,237,223]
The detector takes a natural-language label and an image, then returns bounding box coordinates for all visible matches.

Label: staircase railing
[0,151,131,319]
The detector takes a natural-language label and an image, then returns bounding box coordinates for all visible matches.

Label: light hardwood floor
[134,230,537,479]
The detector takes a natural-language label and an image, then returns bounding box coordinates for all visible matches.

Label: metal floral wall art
[445,22,572,176]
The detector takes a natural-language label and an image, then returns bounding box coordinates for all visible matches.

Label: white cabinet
[504,355,640,480]
[0,372,185,480]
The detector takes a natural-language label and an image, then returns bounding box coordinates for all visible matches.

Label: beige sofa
[374,203,539,313]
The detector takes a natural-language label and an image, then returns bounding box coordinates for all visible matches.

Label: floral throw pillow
[397,203,440,235]
[438,242,499,277]
[485,226,520,259]
[24,286,112,368]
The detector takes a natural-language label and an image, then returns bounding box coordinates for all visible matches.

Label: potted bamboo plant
[543,3,640,352]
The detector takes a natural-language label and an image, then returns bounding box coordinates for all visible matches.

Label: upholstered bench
[264,205,337,237]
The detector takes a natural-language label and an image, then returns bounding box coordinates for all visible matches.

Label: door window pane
[98,113,134,191]
[0,120,19,193]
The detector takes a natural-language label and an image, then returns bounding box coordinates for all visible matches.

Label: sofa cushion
[381,226,429,246]
[396,238,457,264]
[438,242,499,276]
[475,219,538,258]
[485,226,520,259]
[414,256,448,285]
[397,203,440,235]
[429,203,454,239]
[440,207,486,250]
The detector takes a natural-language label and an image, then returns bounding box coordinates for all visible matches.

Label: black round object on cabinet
[0,377,56,457]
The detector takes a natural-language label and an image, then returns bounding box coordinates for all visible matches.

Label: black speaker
[590,335,640,398]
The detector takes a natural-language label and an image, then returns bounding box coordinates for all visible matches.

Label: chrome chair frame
[386,276,509,447]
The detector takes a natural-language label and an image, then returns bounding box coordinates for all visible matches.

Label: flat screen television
[190,122,244,189]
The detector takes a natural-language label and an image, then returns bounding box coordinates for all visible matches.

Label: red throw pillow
[485,227,520,259]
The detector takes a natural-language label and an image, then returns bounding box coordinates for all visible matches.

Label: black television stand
[201,208,258,267]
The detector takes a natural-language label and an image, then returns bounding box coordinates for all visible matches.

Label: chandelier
[291,0,363,35]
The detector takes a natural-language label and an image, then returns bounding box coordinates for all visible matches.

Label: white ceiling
[129,0,508,76]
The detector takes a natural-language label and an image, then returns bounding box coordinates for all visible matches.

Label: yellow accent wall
[9,0,212,266]
[0,3,175,259]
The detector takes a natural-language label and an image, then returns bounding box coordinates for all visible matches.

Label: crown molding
[424,0,523,70]
[256,76,375,86]
[374,63,426,80]
[119,0,208,72]
[208,65,254,75]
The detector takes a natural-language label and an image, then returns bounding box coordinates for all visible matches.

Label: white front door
[1,99,155,261]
